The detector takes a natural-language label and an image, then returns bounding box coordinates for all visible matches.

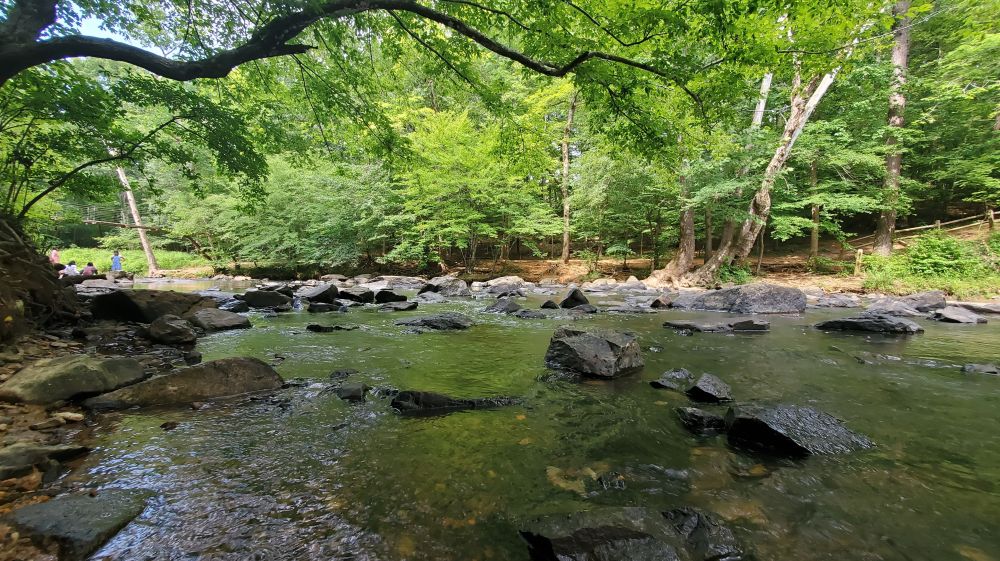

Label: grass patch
[59,248,211,277]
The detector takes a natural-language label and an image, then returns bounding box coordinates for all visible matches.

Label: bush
[58,248,210,277]
[717,264,753,284]
[904,230,982,277]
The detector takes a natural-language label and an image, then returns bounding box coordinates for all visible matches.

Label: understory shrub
[717,264,753,285]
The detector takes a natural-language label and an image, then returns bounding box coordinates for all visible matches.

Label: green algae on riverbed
[69,291,1000,561]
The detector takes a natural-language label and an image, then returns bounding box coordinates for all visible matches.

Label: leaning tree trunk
[560,91,578,264]
[687,73,772,281]
[646,174,694,285]
[116,167,160,275]
[873,0,911,257]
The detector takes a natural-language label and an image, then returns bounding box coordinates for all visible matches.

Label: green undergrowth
[58,248,211,277]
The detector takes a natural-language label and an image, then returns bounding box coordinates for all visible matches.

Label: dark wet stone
[900,290,947,312]
[650,368,694,391]
[419,276,472,297]
[84,357,283,411]
[607,306,657,314]
[390,390,519,415]
[335,383,369,402]
[663,319,769,333]
[148,314,196,344]
[649,294,672,308]
[307,323,359,332]
[814,313,924,334]
[414,291,447,303]
[570,304,599,314]
[961,363,999,375]
[7,489,153,561]
[378,301,418,312]
[545,327,644,379]
[374,290,407,304]
[296,283,339,303]
[932,306,987,324]
[865,299,925,317]
[688,283,805,314]
[240,289,292,308]
[485,297,522,314]
[219,299,250,313]
[514,309,547,319]
[395,312,474,330]
[330,368,359,380]
[662,507,745,561]
[676,407,727,434]
[541,300,560,309]
[685,374,733,403]
[339,286,375,303]
[559,288,590,309]
[726,404,875,457]
[808,293,861,308]
[186,308,251,331]
[91,289,215,322]
[0,443,89,480]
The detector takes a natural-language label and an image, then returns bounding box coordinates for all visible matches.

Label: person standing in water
[49,248,60,265]
[111,250,124,272]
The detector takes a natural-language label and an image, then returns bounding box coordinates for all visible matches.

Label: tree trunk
[684,73,772,281]
[705,207,713,259]
[646,173,694,285]
[560,91,578,264]
[810,159,820,259]
[115,167,160,276]
[873,0,911,257]
[689,68,840,284]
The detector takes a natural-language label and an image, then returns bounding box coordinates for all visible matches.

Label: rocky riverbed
[1,274,998,560]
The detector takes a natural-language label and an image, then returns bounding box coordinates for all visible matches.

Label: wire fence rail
[847,210,996,249]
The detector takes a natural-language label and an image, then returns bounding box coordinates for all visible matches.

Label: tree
[560,91,578,263]
[873,0,913,256]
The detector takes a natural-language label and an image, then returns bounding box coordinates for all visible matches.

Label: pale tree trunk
[810,158,820,259]
[115,167,160,276]
[684,73,772,281]
[560,91,578,264]
[647,173,694,285]
[873,0,911,257]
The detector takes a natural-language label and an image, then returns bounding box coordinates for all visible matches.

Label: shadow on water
[73,289,1000,560]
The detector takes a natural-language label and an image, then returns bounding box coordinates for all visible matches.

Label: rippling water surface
[74,287,1000,560]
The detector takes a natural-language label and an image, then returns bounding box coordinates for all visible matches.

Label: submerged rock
[307,302,345,313]
[335,382,369,402]
[0,355,144,405]
[961,363,999,375]
[676,407,727,435]
[570,304,599,314]
[414,291,447,303]
[559,288,590,309]
[519,506,746,561]
[378,301,418,312]
[650,368,694,391]
[688,283,806,314]
[307,323,359,332]
[7,489,152,561]
[514,309,547,319]
[814,313,924,334]
[148,314,196,344]
[663,319,769,333]
[390,390,519,415]
[484,297,522,314]
[186,308,251,331]
[544,327,644,378]
[932,306,987,324]
[84,357,282,411]
[685,374,733,403]
[91,289,215,322]
[725,404,874,457]
[395,312,474,330]
[0,443,90,480]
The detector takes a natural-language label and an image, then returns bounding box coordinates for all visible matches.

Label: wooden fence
[847,210,996,250]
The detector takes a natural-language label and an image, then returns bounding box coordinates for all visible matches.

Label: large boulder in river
[900,290,947,312]
[296,283,339,303]
[390,390,519,415]
[520,506,745,561]
[395,312,474,330]
[6,488,152,561]
[931,306,987,324]
[814,313,923,334]
[148,314,196,344]
[559,288,590,309]
[685,374,733,403]
[0,355,144,405]
[725,404,874,457]
[83,357,282,411]
[239,289,292,308]
[864,299,925,317]
[91,289,215,322]
[419,276,472,297]
[374,289,407,304]
[484,297,522,314]
[339,286,375,303]
[186,308,251,331]
[688,283,805,314]
[544,327,644,378]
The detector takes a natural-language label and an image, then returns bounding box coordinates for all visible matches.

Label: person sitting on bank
[49,247,60,265]
[111,250,124,272]
[82,262,98,276]
[63,261,79,276]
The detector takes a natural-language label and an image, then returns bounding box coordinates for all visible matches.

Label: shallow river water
[74,284,999,561]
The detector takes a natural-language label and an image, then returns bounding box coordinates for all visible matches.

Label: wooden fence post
[854,249,864,276]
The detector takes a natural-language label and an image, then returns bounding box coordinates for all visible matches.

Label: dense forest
[1,0,998,292]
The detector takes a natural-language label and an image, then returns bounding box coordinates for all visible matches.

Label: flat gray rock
[395,312,474,330]
[726,404,875,456]
[663,318,769,333]
[545,327,644,378]
[932,306,987,324]
[0,355,145,405]
[186,308,251,331]
[0,443,89,480]
[814,313,923,334]
[7,489,152,561]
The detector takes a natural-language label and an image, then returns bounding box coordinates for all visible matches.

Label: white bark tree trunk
[115,167,160,276]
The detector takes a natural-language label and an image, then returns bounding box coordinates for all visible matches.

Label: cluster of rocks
[813,290,992,334]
